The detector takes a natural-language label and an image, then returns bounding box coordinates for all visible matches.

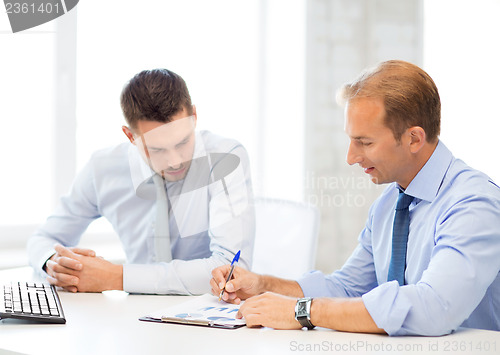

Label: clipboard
[139,294,245,329]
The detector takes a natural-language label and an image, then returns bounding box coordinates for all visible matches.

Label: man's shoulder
[445,158,500,198]
[86,142,131,173]
[90,142,129,159]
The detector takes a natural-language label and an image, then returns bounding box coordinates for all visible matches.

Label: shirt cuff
[123,263,165,294]
[38,249,57,273]
[361,281,412,336]
[297,270,331,297]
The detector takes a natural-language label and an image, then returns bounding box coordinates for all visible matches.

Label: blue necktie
[387,190,414,286]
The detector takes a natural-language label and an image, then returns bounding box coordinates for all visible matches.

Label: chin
[369,175,384,185]
[164,174,186,182]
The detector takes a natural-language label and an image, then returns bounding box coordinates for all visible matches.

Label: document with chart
[140,294,245,329]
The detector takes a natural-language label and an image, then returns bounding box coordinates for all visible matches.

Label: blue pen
[218,250,241,301]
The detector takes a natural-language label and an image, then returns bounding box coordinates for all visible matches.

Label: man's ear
[408,126,426,154]
[192,105,197,127]
[122,126,135,144]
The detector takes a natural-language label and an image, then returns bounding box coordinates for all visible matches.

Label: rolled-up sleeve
[363,195,500,336]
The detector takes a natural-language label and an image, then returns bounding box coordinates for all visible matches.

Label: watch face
[297,302,307,315]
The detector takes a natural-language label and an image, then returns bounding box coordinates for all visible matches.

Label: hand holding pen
[218,250,240,301]
[211,251,264,304]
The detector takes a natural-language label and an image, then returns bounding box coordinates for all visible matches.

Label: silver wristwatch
[295,297,315,329]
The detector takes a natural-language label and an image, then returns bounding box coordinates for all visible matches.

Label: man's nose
[346,141,362,166]
[164,150,184,169]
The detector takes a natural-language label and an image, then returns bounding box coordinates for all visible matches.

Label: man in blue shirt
[211,60,500,335]
[28,69,255,295]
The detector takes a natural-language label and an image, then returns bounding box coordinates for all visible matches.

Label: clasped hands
[210,265,302,330]
[45,244,123,293]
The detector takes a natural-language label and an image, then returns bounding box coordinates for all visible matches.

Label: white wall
[305,0,423,272]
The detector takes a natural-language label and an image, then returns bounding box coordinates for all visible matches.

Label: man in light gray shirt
[28,69,255,294]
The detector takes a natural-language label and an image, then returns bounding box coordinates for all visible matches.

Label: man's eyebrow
[351,136,372,140]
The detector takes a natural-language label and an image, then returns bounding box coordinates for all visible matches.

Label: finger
[45,260,56,276]
[225,278,245,293]
[69,247,96,257]
[237,301,249,318]
[46,275,57,286]
[222,292,240,305]
[212,265,232,286]
[244,314,262,328]
[210,278,221,295]
[210,280,220,297]
[61,285,78,293]
[54,243,80,259]
[224,266,246,292]
[52,256,83,271]
[54,271,79,286]
[238,301,262,325]
[46,259,79,275]
[47,271,79,288]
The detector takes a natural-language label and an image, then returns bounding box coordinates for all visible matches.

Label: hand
[45,244,97,292]
[46,244,123,292]
[237,292,302,329]
[210,265,263,304]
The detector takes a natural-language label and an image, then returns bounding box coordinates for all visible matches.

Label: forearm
[310,297,385,334]
[260,275,304,298]
[105,264,123,291]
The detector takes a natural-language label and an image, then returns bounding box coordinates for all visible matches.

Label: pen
[218,250,241,301]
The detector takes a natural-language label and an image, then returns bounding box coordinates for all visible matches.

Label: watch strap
[297,315,315,329]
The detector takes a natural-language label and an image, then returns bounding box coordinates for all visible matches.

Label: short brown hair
[338,60,440,142]
[120,69,193,129]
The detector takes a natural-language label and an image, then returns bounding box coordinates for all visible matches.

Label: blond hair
[338,60,441,142]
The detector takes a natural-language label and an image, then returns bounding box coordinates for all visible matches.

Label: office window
[424,0,500,183]
[0,19,56,226]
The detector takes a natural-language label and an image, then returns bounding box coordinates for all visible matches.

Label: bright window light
[0,17,56,225]
[424,0,500,183]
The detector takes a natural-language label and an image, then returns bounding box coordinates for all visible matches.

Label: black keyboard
[0,282,66,324]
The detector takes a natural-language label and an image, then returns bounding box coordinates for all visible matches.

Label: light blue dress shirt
[27,130,255,295]
[298,141,500,336]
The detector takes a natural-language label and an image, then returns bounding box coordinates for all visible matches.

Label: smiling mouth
[363,167,375,174]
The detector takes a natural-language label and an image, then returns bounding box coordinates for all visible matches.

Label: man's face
[125,109,197,182]
[344,98,413,188]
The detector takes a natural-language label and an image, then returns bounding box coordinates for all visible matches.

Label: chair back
[251,197,319,279]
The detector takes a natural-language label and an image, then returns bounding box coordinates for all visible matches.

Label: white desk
[1,267,499,355]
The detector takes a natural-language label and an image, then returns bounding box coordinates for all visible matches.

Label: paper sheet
[143,294,245,328]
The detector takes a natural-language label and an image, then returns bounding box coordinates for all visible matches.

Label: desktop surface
[0,267,499,355]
